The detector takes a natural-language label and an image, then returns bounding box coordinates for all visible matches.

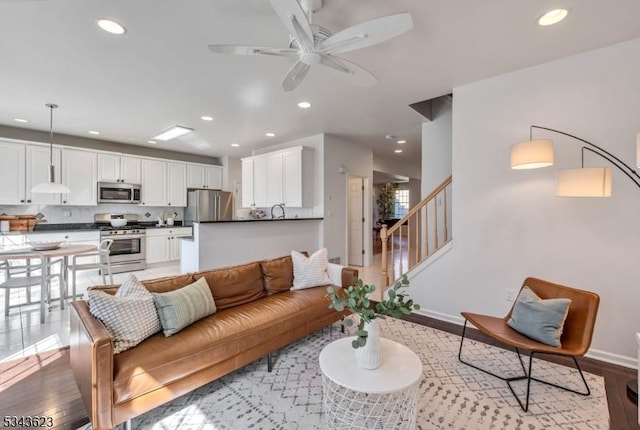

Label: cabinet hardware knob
[27,199,31,203]
[168,203,171,205]
[20,199,25,203]
[63,200,67,204]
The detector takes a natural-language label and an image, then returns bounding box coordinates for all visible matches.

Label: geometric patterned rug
[82,317,608,429]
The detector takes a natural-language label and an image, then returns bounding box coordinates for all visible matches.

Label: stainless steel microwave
[98,182,142,204]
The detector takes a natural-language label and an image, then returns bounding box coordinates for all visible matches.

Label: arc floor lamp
[510,125,640,196]
[511,125,639,402]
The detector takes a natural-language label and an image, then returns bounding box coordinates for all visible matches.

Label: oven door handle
[101,234,146,240]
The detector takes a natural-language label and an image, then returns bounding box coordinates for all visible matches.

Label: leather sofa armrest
[70,301,115,430]
[326,263,359,288]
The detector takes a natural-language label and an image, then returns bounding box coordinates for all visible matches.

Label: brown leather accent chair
[458,277,600,412]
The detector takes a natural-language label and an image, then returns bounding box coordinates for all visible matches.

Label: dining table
[0,243,97,321]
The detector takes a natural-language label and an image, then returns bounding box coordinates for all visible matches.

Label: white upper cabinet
[166,162,187,207]
[61,147,98,206]
[26,144,62,205]
[0,141,26,205]
[241,146,312,208]
[186,163,223,189]
[141,159,166,206]
[141,159,187,207]
[98,153,142,183]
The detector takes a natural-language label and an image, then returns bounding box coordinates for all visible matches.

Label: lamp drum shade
[510,139,554,169]
[555,167,612,197]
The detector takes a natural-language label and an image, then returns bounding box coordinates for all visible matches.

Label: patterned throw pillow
[88,274,162,354]
[152,277,217,337]
[507,286,571,347]
[291,248,332,290]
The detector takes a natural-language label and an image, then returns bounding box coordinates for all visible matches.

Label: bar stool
[67,239,114,301]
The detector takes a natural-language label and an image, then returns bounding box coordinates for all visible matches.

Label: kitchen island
[180,218,323,272]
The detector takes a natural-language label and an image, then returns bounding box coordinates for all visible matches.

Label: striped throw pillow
[152,277,217,336]
[88,275,161,354]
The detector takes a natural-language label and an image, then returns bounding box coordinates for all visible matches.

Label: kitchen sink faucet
[270,204,285,219]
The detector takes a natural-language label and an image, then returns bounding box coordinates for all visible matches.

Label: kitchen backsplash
[0,204,183,224]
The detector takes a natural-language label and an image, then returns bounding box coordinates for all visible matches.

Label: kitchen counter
[0,221,186,235]
[194,217,323,224]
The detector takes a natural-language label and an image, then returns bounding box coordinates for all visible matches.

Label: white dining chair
[67,239,114,301]
[0,252,64,323]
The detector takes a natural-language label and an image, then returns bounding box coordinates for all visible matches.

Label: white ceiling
[1,0,640,173]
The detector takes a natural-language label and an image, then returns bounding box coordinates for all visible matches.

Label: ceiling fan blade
[208,45,298,57]
[319,13,413,55]
[319,55,378,88]
[282,60,311,91]
[270,0,314,48]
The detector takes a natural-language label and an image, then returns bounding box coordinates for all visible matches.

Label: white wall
[421,96,452,196]
[324,134,374,266]
[410,37,640,366]
[373,156,421,181]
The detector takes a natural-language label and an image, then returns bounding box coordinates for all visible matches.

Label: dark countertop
[195,217,323,224]
[1,221,188,235]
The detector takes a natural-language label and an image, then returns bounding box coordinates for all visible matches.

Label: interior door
[348,177,364,266]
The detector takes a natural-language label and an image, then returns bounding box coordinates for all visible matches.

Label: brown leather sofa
[70,255,357,430]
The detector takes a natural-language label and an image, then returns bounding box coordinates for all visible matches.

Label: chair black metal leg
[458,319,591,412]
[267,352,273,372]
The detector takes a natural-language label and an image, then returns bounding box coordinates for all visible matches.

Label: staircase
[380,176,452,289]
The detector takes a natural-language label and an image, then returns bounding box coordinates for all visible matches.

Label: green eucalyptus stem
[326,274,420,349]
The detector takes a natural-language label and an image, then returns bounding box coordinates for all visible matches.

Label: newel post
[380,224,389,289]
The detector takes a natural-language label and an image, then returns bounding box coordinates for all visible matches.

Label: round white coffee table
[319,337,423,429]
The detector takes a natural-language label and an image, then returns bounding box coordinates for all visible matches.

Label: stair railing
[380,175,452,289]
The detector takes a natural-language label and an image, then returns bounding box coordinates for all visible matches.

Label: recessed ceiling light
[13,118,29,123]
[97,19,127,35]
[147,140,157,144]
[538,9,569,26]
[394,149,403,154]
[297,101,311,109]
[265,132,276,137]
[384,134,397,140]
[397,140,406,144]
[201,116,213,121]
[88,130,100,135]
[231,143,240,147]
[153,125,193,141]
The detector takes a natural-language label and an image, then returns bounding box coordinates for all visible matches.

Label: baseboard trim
[412,307,638,370]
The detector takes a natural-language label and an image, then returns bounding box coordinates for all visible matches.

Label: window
[394,189,409,218]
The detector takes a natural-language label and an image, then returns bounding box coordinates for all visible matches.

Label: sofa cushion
[152,277,217,336]
[88,275,161,354]
[194,262,265,310]
[143,273,197,294]
[261,256,294,295]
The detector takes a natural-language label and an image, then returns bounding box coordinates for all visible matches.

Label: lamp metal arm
[531,125,640,186]
[581,146,640,189]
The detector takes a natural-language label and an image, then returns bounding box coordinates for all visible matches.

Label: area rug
[82,318,608,429]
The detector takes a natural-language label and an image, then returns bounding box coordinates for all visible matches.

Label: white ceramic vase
[354,318,382,370]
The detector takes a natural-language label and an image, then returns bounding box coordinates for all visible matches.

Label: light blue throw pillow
[506,286,571,347]
[152,277,217,337]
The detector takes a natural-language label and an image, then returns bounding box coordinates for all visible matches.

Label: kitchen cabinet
[166,162,187,207]
[61,147,97,206]
[0,141,26,205]
[98,153,142,183]
[240,146,312,208]
[0,140,64,205]
[187,163,223,189]
[141,159,186,207]
[145,227,192,264]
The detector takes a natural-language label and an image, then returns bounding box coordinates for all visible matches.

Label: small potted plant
[326,275,420,369]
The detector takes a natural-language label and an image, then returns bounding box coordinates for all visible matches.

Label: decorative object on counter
[0,215,43,232]
[249,208,267,219]
[327,274,420,369]
[110,219,127,227]
[31,103,71,194]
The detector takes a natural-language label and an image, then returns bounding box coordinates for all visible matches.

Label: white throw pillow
[291,248,332,290]
[88,274,161,354]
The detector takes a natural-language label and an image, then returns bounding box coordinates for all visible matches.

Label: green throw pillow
[506,286,571,347]
[152,277,217,336]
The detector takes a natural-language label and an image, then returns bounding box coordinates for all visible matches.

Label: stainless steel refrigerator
[185,189,233,223]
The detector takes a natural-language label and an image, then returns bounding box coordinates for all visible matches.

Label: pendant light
[31,103,71,194]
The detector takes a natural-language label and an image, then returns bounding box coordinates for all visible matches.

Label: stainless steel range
[95,214,146,273]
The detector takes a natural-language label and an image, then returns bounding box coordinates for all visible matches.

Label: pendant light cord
[45,103,58,166]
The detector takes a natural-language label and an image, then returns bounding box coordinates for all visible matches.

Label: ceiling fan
[208,0,413,91]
